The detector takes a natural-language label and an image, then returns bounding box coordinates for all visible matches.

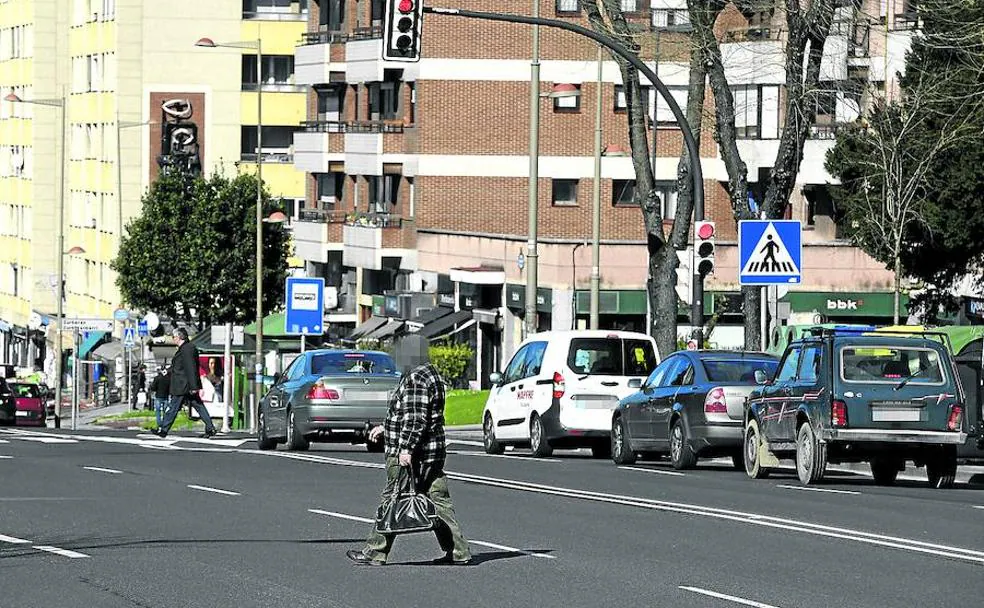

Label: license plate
[349,391,388,401]
[15,411,28,417]
[871,408,921,422]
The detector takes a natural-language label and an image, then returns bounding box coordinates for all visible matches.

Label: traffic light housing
[695,220,715,276]
[383,0,423,63]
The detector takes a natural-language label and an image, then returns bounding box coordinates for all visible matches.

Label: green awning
[244,312,299,338]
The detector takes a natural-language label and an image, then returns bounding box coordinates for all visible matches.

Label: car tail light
[947,404,963,432]
[831,399,848,427]
[704,387,727,414]
[306,382,340,401]
[552,372,566,400]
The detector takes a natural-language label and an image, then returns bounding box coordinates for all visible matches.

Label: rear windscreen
[311,353,397,376]
[567,338,658,376]
[840,346,945,384]
[702,359,778,384]
[9,384,40,398]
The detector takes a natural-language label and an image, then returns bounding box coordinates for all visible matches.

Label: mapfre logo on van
[516,390,535,400]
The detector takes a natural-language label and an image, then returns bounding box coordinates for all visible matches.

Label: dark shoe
[346,549,385,566]
[201,429,217,439]
[432,554,473,566]
[154,428,168,438]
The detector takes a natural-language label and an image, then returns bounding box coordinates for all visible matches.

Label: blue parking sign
[738,220,802,285]
[284,277,325,336]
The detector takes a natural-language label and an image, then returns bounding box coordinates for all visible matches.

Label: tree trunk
[743,285,763,350]
[893,250,902,325]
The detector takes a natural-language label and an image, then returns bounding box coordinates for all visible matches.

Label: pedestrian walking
[346,334,472,566]
[155,328,217,439]
[150,364,171,431]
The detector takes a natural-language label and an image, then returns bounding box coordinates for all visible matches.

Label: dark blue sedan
[611,350,779,470]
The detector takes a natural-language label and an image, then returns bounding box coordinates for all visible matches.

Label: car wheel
[795,422,827,485]
[611,416,636,465]
[870,457,901,486]
[285,409,310,452]
[926,446,957,489]
[744,419,770,479]
[483,413,505,455]
[730,451,745,471]
[256,411,278,451]
[529,415,553,458]
[669,418,697,470]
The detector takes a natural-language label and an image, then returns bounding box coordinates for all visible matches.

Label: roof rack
[801,325,954,353]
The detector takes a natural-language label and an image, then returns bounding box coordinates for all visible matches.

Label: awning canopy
[407,306,453,328]
[348,316,388,340]
[418,310,474,340]
[92,341,124,361]
[366,320,405,341]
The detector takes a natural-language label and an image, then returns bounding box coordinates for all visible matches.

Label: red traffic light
[398,0,414,13]
[696,221,715,240]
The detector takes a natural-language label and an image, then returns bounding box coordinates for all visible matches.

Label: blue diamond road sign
[284,277,325,336]
[738,220,802,286]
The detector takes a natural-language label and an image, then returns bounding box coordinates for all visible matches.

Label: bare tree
[582,0,709,358]
[825,72,981,323]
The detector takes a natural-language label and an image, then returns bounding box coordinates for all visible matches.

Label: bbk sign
[827,298,862,311]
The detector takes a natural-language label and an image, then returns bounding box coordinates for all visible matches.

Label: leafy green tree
[429,341,474,388]
[112,169,289,329]
[826,3,984,322]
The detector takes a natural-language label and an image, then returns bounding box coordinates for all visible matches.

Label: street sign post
[738,220,802,286]
[62,318,114,332]
[285,277,325,336]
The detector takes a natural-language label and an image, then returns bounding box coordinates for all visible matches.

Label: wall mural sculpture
[157,98,202,176]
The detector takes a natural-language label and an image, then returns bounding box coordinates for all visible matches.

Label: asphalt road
[2,426,983,608]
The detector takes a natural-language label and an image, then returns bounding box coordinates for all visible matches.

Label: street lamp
[5,91,68,427]
[196,35,265,431]
[62,245,86,431]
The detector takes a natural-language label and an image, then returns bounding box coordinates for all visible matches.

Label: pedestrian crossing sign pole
[738,220,802,285]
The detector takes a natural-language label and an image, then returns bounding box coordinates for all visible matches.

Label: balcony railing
[239,152,294,163]
[298,209,347,223]
[345,213,404,229]
[723,26,780,42]
[301,120,405,134]
[348,25,383,41]
[302,30,347,45]
[809,123,853,140]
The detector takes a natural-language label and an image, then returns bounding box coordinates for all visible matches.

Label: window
[503,344,532,384]
[242,55,295,89]
[776,348,801,382]
[552,179,578,206]
[798,346,822,383]
[567,337,657,377]
[667,361,693,386]
[732,85,780,139]
[623,339,658,376]
[102,0,115,19]
[310,351,397,375]
[241,125,294,161]
[702,359,780,384]
[316,173,344,207]
[652,8,690,29]
[556,0,579,13]
[367,77,401,120]
[620,0,638,12]
[612,180,636,207]
[521,342,548,378]
[368,174,400,213]
[840,346,944,385]
[552,84,581,112]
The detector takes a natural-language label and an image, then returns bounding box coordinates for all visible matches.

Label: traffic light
[383,0,423,63]
[695,220,715,276]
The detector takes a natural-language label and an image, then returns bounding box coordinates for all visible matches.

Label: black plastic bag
[375,467,438,535]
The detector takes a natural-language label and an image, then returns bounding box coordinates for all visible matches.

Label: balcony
[293,209,346,263]
[301,120,404,134]
[342,214,417,271]
[295,32,345,86]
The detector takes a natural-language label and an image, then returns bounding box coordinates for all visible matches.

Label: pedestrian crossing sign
[123,327,136,349]
[738,220,802,285]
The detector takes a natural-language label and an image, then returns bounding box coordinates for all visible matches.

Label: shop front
[782,291,909,324]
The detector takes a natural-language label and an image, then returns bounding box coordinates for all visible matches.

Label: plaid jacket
[383,362,447,466]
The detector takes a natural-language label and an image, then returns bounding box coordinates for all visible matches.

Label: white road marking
[33,545,89,559]
[309,509,555,559]
[187,484,240,496]
[446,439,485,447]
[619,465,686,477]
[0,534,31,544]
[0,439,8,443]
[680,586,780,608]
[308,509,372,523]
[775,484,860,495]
[0,455,12,459]
[16,437,78,444]
[448,449,561,463]
[82,466,123,475]
[974,506,984,510]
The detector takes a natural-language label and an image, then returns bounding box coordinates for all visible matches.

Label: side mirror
[489,372,503,386]
[754,369,770,385]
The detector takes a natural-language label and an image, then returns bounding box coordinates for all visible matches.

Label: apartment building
[288,0,919,386]
[0,0,308,369]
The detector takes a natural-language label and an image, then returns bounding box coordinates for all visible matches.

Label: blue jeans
[154,397,168,427]
[159,393,216,435]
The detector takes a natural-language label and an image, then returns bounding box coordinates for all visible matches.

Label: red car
[8,382,46,427]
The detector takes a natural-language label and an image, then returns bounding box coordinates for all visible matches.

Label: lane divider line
[187,484,240,496]
[974,506,984,510]
[33,545,90,559]
[447,450,562,463]
[0,455,12,459]
[0,534,31,544]
[619,465,687,477]
[775,484,860,495]
[82,466,123,475]
[308,509,555,559]
[680,586,780,608]
[446,440,485,447]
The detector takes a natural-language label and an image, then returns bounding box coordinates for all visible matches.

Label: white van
[482,330,660,458]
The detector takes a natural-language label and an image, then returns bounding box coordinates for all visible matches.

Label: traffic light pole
[423,6,706,341]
